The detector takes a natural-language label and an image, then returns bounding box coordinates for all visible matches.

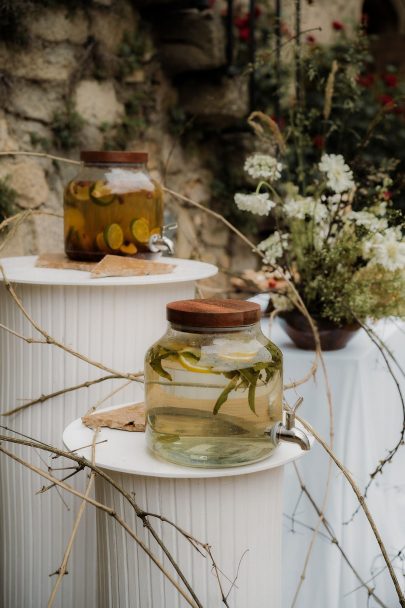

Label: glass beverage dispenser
[145,299,310,468]
[64,151,170,261]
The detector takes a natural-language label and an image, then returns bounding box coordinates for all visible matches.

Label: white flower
[284,197,328,222]
[234,192,275,216]
[364,229,405,271]
[270,293,293,311]
[244,154,283,181]
[346,210,388,232]
[258,231,288,265]
[105,168,154,193]
[319,153,355,194]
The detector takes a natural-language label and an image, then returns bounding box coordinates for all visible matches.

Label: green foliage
[29,132,51,152]
[0,177,17,223]
[251,26,405,209]
[167,106,189,137]
[103,90,152,150]
[51,103,84,150]
[118,31,148,78]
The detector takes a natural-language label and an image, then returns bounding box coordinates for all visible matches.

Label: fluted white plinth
[63,409,309,608]
[0,256,217,608]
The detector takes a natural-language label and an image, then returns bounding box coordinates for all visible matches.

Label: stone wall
[0,0,260,294]
[0,0,403,292]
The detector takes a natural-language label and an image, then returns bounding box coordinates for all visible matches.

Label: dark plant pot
[279,310,361,351]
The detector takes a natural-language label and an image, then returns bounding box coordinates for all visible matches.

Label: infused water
[145,329,283,467]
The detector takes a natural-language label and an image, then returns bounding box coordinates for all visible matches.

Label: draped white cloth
[263,318,405,608]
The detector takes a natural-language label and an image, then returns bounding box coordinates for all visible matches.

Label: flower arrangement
[234,150,405,325]
[231,20,405,330]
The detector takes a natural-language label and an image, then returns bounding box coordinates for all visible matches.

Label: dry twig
[297,417,405,607]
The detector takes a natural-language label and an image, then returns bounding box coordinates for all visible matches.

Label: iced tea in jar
[64,151,163,261]
[145,299,283,468]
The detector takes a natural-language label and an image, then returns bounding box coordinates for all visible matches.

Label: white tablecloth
[264,319,405,608]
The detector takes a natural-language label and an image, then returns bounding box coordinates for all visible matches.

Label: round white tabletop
[63,403,311,479]
[0,255,218,287]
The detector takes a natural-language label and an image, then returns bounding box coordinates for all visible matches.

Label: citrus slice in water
[120,242,137,255]
[90,181,115,206]
[68,181,90,202]
[96,231,109,252]
[131,218,150,243]
[218,351,257,362]
[179,353,212,373]
[104,223,124,250]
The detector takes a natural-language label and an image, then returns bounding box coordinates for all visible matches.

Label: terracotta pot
[279,310,360,351]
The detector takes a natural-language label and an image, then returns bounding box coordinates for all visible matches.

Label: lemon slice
[104,223,124,250]
[218,351,257,361]
[96,231,109,252]
[68,181,90,202]
[131,218,150,243]
[90,181,115,206]
[179,353,212,373]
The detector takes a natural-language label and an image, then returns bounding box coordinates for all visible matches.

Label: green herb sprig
[147,344,281,415]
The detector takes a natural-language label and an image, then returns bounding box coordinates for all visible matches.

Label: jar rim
[80,150,148,164]
[169,322,258,334]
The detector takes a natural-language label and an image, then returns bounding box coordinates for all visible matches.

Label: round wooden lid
[166,299,261,328]
[80,151,148,164]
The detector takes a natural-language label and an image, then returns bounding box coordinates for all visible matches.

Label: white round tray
[0,255,217,287]
[63,403,311,479]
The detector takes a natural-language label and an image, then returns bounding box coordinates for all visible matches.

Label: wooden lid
[166,299,261,328]
[80,151,148,164]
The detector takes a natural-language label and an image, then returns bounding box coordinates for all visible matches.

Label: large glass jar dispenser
[64,151,164,261]
[145,299,291,468]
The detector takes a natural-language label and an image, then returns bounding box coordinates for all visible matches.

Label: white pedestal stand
[63,407,310,608]
[0,255,217,608]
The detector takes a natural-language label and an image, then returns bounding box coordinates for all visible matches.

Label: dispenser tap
[148,223,176,255]
[267,397,310,451]
[148,234,175,255]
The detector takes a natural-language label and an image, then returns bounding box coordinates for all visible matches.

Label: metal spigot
[148,223,176,255]
[148,234,175,255]
[267,397,310,451]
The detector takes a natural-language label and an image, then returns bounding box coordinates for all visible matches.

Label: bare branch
[3,374,124,417]
[297,416,405,607]
[0,443,200,608]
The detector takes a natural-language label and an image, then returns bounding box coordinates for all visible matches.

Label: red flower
[379,94,395,107]
[268,278,277,289]
[357,73,375,87]
[234,15,249,28]
[280,21,292,37]
[383,191,392,200]
[332,20,344,31]
[313,135,325,149]
[361,13,369,27]
[306,35,316,44]
[382,73,398,88]
[238,27,250,41]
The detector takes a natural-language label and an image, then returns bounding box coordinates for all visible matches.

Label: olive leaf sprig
[147,344,281,415]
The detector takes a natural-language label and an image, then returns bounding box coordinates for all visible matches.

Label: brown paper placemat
[82,403,146,432]
[36,253,96,272]
[36,253,175,278]
[90,254,175,278]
